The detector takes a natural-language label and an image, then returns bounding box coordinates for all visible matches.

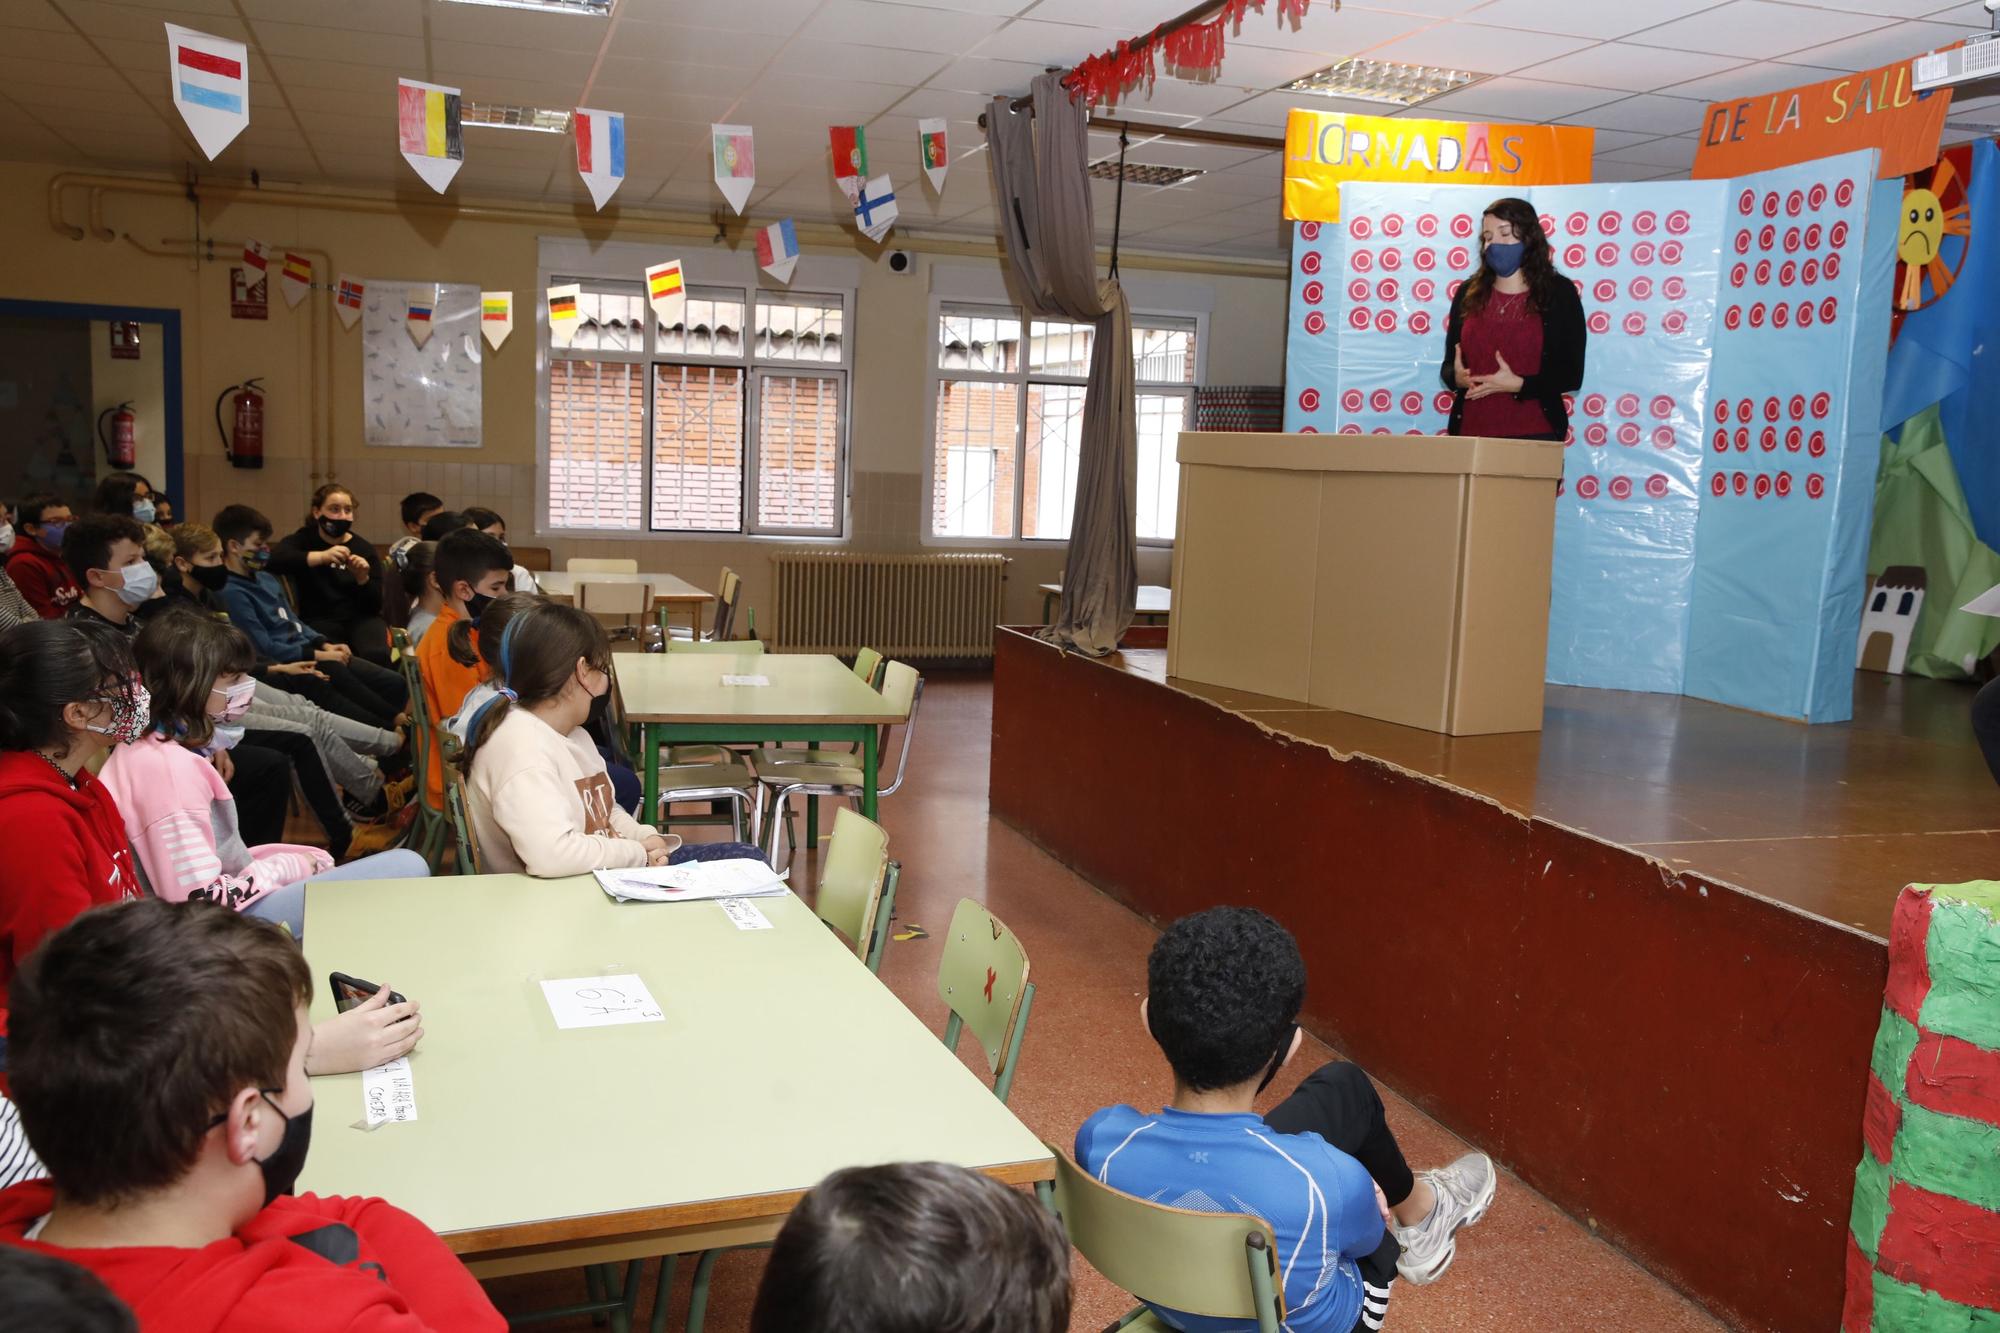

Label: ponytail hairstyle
[1460,196,1562,317]
[450,589,539,670]
[383,539,437,630]
[133,607,255,750]
[0,619,141,759]
[458,602,610,776]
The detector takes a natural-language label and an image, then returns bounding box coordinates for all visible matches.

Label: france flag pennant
[574,107,625,211]
[165,25,248,161]
[757,219,799,284]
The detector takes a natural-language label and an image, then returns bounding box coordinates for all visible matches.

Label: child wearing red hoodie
[0,899,504,1332]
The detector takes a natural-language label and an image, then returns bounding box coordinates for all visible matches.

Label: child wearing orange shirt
[414,530,513,812]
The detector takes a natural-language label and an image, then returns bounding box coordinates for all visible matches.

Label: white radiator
[770,551,1009,660]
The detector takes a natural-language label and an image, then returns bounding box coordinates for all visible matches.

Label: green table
[616,652,904,829]
[297,873,1051,1282]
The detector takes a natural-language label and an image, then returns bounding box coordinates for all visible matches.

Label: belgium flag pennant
[397,78,463,193]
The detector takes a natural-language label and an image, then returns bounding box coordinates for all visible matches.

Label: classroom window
[929,303,1195,542]
[545,279,849,536]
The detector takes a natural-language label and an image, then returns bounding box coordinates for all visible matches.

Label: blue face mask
[132,499,157,525]
[1483,241,1526,278]
[39,521,69,552]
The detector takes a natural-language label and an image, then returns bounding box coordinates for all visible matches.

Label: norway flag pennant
[757,218,799,284]
[574,107,625,211]
[165,24,249,161]
[406,284,436,348]
[830,125,867,204]
[334,273,365,331]
[919,118,948,192]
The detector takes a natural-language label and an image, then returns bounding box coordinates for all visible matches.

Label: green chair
[1047,1146,1285,1333]
[438,731,483,875]
[760,663,924,871]
[390,630,449,869]
[937,898,1035,1105]
[851,645,885,688]
[663,566,742,641]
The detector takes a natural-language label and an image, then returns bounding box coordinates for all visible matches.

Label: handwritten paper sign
[1284,109,1594,222]
[718,897,774,930]
[1691,57,1953,181]
[720,674,770,687]
[362,1057,417,1125]
[540,974,664,1029]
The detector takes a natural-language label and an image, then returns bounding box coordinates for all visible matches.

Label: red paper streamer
[1066,0,1325,108]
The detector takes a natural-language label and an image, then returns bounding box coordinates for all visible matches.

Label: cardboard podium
[1166,432,1563,736]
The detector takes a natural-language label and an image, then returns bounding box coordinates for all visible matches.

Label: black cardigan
[269,522,384,628]
[1438,278,1587,439]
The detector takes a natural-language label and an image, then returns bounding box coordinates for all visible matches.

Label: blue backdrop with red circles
[1282,148,1898,723]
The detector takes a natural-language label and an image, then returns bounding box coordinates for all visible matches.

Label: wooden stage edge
[985,626,1991,1333]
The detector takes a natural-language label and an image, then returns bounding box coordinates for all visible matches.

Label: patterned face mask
[84,679,151,746]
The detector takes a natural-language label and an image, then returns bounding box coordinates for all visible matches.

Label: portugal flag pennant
[334,273,365,331]
[829,125,867,204]
[711,124,755,215]
[480,291,513,350]
[397,78,463,193]
[645,260,687,326]
[547,282,582,349]
[919,118,948,192]
[406,284,437,348]
[165,24,249,161]
[279,252,312,309]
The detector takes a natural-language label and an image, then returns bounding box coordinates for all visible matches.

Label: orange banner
[1691,58,1953,181]
[1283,110,1594,223]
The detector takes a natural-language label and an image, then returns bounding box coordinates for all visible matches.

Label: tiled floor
[487,673,1727,1332]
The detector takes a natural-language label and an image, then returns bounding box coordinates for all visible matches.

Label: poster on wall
[361,280,481,448]
[1692,59,1952,181]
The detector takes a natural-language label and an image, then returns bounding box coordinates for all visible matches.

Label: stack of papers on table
[593,858,787,903]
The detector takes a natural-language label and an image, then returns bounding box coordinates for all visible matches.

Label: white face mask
[204,722,246,754]
[0,523,13,555]
[108,561,160,607]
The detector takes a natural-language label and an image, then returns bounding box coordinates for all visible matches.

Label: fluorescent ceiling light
[463,102,572,133]
[1283,58,1480,107]
[440,0,613,14]
[1088,161,1203,186]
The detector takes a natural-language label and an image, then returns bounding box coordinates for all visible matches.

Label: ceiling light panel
[1283,58,1482,106]
[440,0,613,14]
[462,102,573,132]
[1087,161,1205,186]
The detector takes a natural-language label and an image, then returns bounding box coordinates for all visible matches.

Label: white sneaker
[1392,1152,1496,1285]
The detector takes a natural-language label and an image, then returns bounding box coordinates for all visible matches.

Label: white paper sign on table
[362,1057,418,1126]
[541,974,664,1029]
[721,674,770,687]
[717,896,774,930]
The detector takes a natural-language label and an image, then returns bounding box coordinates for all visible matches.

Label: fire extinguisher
[215,378,265,470]
[96,402,136,469]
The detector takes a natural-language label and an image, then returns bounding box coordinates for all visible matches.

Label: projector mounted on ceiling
[1913,24,1999,94]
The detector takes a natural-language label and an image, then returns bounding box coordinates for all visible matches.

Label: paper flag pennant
[919,118,949,192]
[830,125,867,204]
[241,239,269,274]
[397,79,463,193]
[279,252,312,309]
[574,107,625,211]
[756,218,799,284]
[334,274,365,331]
[547,283,582,349]
[406,285,437,348]
[711,124,755,215]
[165,24,249,161]
[480,291,513,350]
[645,260,687,326]
[853,174,897,244]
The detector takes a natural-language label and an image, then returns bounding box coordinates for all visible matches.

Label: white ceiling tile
[5,77,153,113]
[1367,22,1599,74]
[1559,92,1713,135]
[1465,0,1722,41]
[249,21,419,65]
[1662,61,1848,101]
[1813,0,1987,15]
[1338,0,1492,14]
[928,56,1052,95]
[769,43,951,85]
[429,41,598,84]
[0,27,106,63]
[609,22,788,66]
[1597,135,1699,168]
[1623,1,1890,60]
[741,73,907,116]
[424,2,606,49]
[1226,6,1435,56]
[1098,137,1267,172]
[1419,75,1627,121]
[591,57,746,99]
[47,1,245,44]
[799,0,1009,55]
[632,0,824,36]
[1199,42,1350,87]
[886,86,1008,120]
[969,17,1116,64]
[261,56,386,92]
[894,0,1041,13]
[1109,76,1269,117]
[1200,92,1388,129]
[246,0,423,36]
[1014,0,1202,24]
[1589,159,1678,182]
[1520,42,1748,88]
[1777,18,1986,71]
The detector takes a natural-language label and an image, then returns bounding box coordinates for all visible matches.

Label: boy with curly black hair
[1077,906,1496,1333]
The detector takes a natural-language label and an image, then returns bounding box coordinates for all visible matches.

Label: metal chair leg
[647,1254,679,1333]
[686,1249,723,1333]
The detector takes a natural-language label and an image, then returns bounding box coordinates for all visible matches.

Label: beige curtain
[987,73,1137,657]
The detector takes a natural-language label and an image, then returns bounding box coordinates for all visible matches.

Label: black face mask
[254,1091,314,1205]
[318,517,353,541]
[1254,1023,1299,1097]
[465,591,495,624]
[191,562,231,591]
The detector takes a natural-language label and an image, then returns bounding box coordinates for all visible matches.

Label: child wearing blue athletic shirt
[1077,907,1496,1333]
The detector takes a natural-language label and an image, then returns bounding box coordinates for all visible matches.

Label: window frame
[537,272,854,542]
[923,295,1206,548]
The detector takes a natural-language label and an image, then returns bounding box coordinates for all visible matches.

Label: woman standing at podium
[1438,197,1586,442]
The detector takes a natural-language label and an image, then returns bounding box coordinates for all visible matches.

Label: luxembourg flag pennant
[711,124,755,215]
[853,174,897,244]
[646,260,687,326]
[547,283,582,349]
[481,291,513,350]
[406,285,437,348]
[279,252,312,309]
[334,274,365,331]
[573,107,625,211]
[757,219,799,284]
[919,118,949,192]
[397,78,463,193]
[165,25,249,161]
[829,125,867,204]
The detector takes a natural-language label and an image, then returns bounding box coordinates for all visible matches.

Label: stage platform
[988,626,1985,1333]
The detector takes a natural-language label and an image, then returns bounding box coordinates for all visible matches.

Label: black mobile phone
[329,972,408,1014]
